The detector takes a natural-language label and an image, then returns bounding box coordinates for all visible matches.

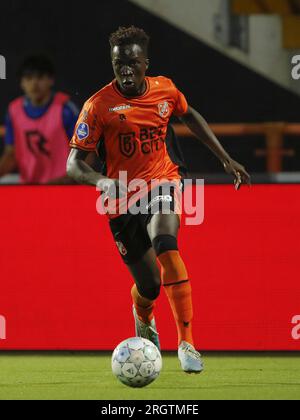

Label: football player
[67,26,251,373]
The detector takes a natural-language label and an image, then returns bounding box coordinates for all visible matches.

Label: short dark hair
[109,26,150,54]
[18,55,55,79]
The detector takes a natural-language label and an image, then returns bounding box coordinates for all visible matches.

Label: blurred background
[1,0,300,185]
[1,0,300,354]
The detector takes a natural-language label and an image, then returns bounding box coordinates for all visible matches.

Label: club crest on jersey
[119,133,136,158]
[76,123,89,141]
[116,241,128,256]
[158,102,169,118]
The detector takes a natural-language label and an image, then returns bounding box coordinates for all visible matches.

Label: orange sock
[158,251,194,347]
[131,285,155,324]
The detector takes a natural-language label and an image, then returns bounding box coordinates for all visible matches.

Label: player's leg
[147,212,204,373]
[109,213,161,349]
[147,213,194,344]
[127,248,161,349]
[128,247,161,324]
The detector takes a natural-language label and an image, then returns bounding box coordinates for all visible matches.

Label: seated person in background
[0,55,78,184]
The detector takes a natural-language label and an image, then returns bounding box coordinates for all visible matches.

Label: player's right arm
[67,148,106,187]
[67,98,128,197]
[67,149,128,197]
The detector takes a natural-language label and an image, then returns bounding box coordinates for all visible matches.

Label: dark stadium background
[0,0,299,354]
[1,0,300,174]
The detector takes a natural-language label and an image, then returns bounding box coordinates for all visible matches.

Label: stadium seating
[232,0,300,48]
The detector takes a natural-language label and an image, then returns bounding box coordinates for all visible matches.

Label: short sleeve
[172,83,188,117]
[69,100,103,151]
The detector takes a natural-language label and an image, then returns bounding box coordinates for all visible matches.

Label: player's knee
[153,235,188,283]
[152,234,178,257]
[144,285,161,301]
[137,280,161,301]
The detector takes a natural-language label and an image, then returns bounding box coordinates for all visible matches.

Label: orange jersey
[70,76,188,219]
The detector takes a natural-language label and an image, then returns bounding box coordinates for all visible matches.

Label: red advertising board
[0,185,299,350]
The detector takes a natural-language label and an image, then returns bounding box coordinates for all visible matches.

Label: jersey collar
[112,77,150,100]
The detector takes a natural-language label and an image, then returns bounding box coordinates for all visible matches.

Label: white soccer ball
[111,337,162,388]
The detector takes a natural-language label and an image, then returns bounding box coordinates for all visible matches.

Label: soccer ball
[111,337,162,388]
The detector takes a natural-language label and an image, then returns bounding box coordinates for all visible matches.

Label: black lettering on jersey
[141,138,165,155]
[25,130,51,158]
[155,138,165,152]
[140,126,164,142]
[141,141,151,155]
[119,132,136,158]
[140,128,148,142]
[149,127,157,140]
[139,127,165,155]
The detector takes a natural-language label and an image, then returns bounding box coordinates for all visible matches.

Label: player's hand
[97,178,129,198]
[223,158,251,191]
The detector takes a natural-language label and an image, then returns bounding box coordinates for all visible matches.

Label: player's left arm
[180,106,251,190]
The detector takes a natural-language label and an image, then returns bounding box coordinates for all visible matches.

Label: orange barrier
[173,122,300,173]
[1,123,300,173]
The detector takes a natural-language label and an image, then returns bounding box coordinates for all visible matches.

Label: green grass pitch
[0,352,299,400]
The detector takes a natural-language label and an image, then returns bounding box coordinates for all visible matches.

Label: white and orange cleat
[133,306,161,351]
[178,341,204,374]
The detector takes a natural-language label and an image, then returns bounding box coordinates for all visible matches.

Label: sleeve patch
[76,123,89,141]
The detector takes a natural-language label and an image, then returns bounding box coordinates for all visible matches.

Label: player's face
[111,44,149,97]
[21,74,54,105]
